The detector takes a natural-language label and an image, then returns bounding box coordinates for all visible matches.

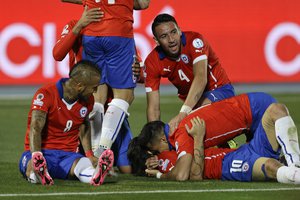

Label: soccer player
[19,61,113,186]
[60,1,150,168]
[144,13,235,133]
[53,3,143,175]
[128,92,300,182]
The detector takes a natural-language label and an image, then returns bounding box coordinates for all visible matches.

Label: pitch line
[1,188,300,197]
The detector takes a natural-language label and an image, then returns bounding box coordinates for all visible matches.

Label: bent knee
[267,103,289,121]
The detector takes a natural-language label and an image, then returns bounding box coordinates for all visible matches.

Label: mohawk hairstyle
[69,60,101,79]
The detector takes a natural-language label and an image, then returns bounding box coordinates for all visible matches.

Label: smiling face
[154,21,182,59]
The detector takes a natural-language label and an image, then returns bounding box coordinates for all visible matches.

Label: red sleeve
[144,53,161,92]
[157,150,177,173]
[187,32,209,65]
[31,87,52,113]
[52,20,79,61]
[173,127,194,158]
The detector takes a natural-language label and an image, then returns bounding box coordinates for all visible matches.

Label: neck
[63,81,78,104]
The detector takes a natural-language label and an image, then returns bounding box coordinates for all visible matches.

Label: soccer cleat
[90,149,114,186]
[32,152,54,185]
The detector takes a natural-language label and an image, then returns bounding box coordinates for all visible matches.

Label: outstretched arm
[185,117,205,180]
[146,91,160,121]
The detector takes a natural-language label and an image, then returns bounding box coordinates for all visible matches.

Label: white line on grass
[1,188,300,197]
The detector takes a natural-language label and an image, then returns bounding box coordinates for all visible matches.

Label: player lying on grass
[19,61,113,186]
[128,92,300,183]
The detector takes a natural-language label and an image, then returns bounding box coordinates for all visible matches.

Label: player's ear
[153,36,160,46]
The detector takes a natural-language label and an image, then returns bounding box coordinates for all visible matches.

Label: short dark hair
[151,13,178,37]
[127,121,165,176]
[69,60,101,83]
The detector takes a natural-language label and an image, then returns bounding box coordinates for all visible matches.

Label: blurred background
[1,0,300,98]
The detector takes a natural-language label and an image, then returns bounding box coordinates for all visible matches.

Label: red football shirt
[157,148,235,179]
[144,32,231,101]
[24,79,94,152]
[83,0,134,37]
[168,94,252,157]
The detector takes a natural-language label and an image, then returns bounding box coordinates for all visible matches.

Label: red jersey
[83,0,134,37]
[144,32,231,101]
[168,94,252,157]
[24,79,94,152]
[157,148,235,179]
[53,20,83,68]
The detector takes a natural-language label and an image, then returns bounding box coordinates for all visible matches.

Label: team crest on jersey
[193,38,204,48]
[242,162,249,172]
[80,107,88,118]
[33,93,44,107]
[180,54,189,64]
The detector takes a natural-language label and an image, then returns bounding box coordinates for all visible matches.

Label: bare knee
[267,103,289,122]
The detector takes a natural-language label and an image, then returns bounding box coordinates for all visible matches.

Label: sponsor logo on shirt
[180,54,189,64]
[193,38,204,48]
[163,66,171,72]
[80,107,88,118]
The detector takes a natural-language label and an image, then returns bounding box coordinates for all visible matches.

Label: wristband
[156,172,163,179]
[85,150,94,158]
[180,105,192,114]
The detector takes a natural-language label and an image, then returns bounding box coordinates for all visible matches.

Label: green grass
[0,93,300,199]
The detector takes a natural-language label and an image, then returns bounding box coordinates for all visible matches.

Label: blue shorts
[111,118,132,167]
[19,150,83,180]
[247,92,277,134]
[221,120,281,182]
[82,36,136,89]
[203,84,235,102]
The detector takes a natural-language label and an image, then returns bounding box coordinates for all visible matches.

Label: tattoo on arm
[190,147,204,177]
[30,110,47,152]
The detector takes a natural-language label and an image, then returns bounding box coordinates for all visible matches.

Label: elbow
[175,172,189,181]
[52,50,64,61]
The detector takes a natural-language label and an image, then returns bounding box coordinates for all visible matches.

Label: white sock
[74,157,95,183]
[275,116,300,166]
[27,171,39,184]
[89,103,104,152]
[277,166,300,184]
[98,99,129,150]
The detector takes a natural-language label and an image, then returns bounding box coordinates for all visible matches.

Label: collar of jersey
[56,78,69,99]
[158,32,187,60]
[164,124,174,151]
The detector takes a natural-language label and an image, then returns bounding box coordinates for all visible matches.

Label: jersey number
[95,0,115,4]
[64,120,73,132]
[230,160,243,173]
[178,69,190,82]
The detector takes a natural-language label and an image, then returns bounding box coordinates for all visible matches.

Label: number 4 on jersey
[178,69,190,82]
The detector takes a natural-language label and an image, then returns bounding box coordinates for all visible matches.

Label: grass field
[0,93,300,200]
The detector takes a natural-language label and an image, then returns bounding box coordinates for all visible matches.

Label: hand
[132,59,141,79]
[145,169,160,177]
[74,6,104,34]
[185,116,205,138]
[168,112,187,135]
[145,155,158,169]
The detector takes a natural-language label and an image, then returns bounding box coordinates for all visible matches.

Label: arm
[29,110,47,152]
[133,0,150,10]
[146,90,160,122]
[184,59,208,109]
[53,6,103,61]
[79,117,98,166]
[168,59,208,132]
[146,154,193,181]
[185,117,205,180]
[61,0,83,4]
